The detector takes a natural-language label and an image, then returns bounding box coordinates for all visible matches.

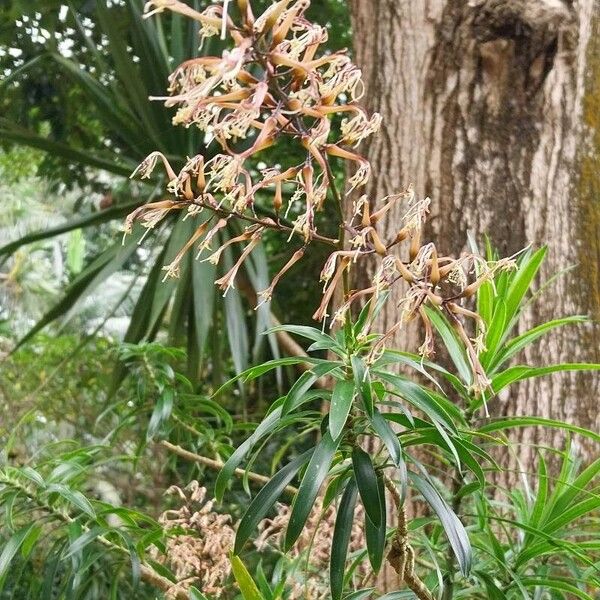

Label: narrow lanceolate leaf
[146,388,174,441]
[0,199,140,258]
[490,315,587,372]
[213,357,325,396]
[475,571,505,600]
[215,408,282,502]
[365,474,386,572]
[223,248,250,376]
[285,431,340,550]
[352,447,382,527]
[0,524,37,584]
[342,590,375,600]
[230,555,263,600]
[424,306,473,385]
[517,578,594,600]
[266,324,341,349]
[234,450,312,554]
[552,456,600,517]
[481,299,506,367]
[189,588,210,600]
[0,122,135,176]
[14,237,138,351]
[478,416,600,444]
[351,356,373,416]
[377,372,459,432]
[329,379,355,440]
[47,484,96,519]
[529,453,548,530]
[492,363,600,394]
[409,472,472,575]
[370,410,402,469]
[281,362,341,416]
[353,292,389,337]
[504,246,547,328]
[330,480,359,600]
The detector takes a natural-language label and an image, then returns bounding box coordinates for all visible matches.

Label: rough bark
[349,0,600,586]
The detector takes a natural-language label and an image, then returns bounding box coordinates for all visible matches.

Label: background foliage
[1,2,599,600]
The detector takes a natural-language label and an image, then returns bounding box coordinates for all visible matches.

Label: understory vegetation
[1,1,599,599]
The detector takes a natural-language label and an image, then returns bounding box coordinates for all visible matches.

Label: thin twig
[186,196,338,246]
[160,440,299,495]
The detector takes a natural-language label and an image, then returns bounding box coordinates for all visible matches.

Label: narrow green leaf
[504,247,547,328]
[285,431,340,550]
[0,121,134,176]
[47,484,96,519]
[424,306,472,385]
[552,456,600,518]
[481,299,506,368]
[147,216,195,337]
[0,524,37,583]
[19,525,42,559]
[19,467,45,488]
[230,555,264,600]
[14,236,138,350]
[224,281,250,377]
[266,324,341,349]
[146,388,174,441]
[529,453,548,529]
[0,199,140,258]
[370,410,403,469]
[478,416,600,444]
[235,451,312,554]
[543,497,600,536]
[364,475,386,572]
[353,292,389,337]
[377,372,459,432]
[192,249,216,358]
[329,379,355,440]
[352,447,382,527]
[492,363,600,394]
[281,362,340,416]
[475,571,506,600]
[62,527,103,560]
[351,356,373,416]
[51,53,144,149]
[215,408,282,502]
[490,316,587,372]
[409,473,471,575]
[189,588,210,600]
[330,480,359,600]
[517,578,593,600]
[95,2,164,148]
[213,357,325,396]
[476,278,494,328]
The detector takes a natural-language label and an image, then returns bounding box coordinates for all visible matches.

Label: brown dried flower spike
[128,0,517,394]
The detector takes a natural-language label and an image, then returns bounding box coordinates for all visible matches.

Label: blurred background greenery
[1,2,599,599]
[0,2,351,596]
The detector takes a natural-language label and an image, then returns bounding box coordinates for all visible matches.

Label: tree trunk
[349,0,600,587]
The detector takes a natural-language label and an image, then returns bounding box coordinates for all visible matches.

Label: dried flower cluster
[255,497,365,599]
[155,482,234,598]
[128,0,517,395]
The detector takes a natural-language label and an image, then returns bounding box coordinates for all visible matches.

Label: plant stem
[160,440,298,495]
[184,196,339,246]
[384,475,435,600]
[324,156,353,343]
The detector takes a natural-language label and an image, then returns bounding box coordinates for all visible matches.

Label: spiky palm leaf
[0,0,278,382]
